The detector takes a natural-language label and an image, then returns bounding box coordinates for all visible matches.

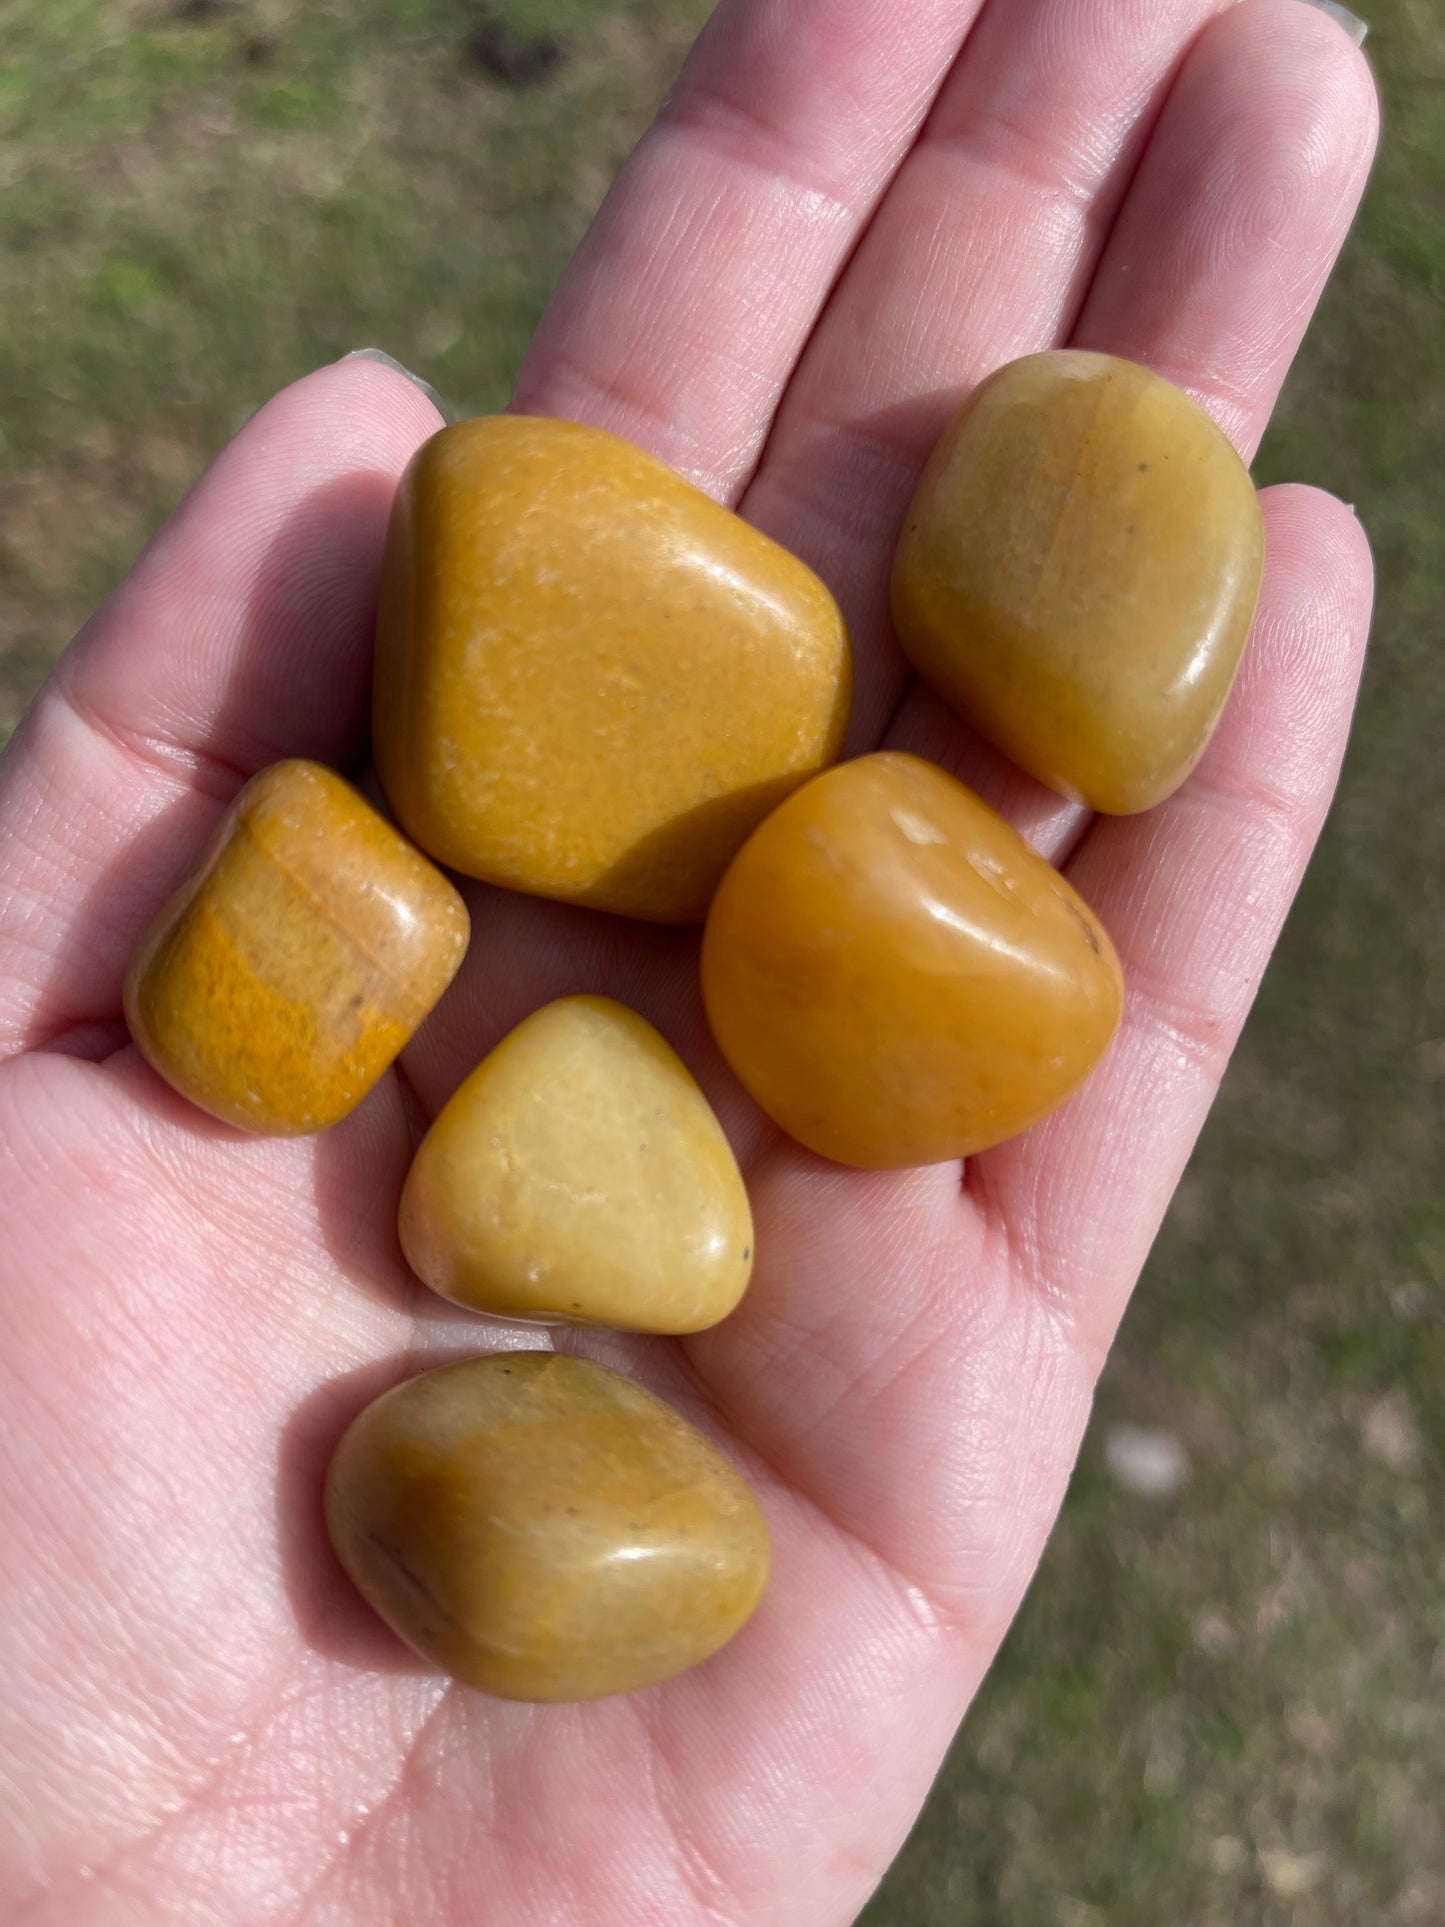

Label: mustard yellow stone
[325,1352,770,1701]
[124,760,468,1134]
[373,415,852,922]
[400,996,753,1333]
[891,351,1266,814]
[701,752,1123,1168]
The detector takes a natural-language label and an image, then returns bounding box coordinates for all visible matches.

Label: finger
[512,0,992,498]
[973,485,1375,1354]
[0,359,440,1055]
[1072,0,1380,457]
[883,0,1379,793]
[739,0,1235,742]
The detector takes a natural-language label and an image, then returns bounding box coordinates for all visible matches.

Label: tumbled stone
[125,759,468,1134]
[325,1352,770,1701]
[373,415,852,922]
[701,752,1123,1167]
[399,995,752,1333]
[891,350,1265,814]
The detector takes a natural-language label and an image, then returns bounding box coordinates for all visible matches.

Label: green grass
[0,0,710,729]
[2,0,1442,1918]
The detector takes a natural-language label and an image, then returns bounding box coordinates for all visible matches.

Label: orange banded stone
[125,759,467,1134]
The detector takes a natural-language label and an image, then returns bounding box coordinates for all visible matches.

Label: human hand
[0,0,1377,1920]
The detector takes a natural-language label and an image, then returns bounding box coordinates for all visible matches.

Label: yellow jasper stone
[891,351,1266,814]
[400,996,752,1333]
[701,752,1123,1168]
[373,415,852,922]
[325,1352,770,1701]
[124,760,468,1134]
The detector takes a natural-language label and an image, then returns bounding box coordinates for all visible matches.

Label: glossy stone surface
[125,760,468,1134]
[891,351,1265,814]
[325,1352,770,1701]
[701,752,1123,1168]
[373,415,852,922]
[400,996,752,1333]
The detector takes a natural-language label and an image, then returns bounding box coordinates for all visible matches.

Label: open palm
[0,1,1377,1920]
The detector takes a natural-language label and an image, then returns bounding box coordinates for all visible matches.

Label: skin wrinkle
[52,677,254,803]
[666,1308,984,1645]
[464,1703,709,1927]
[1184,756,1326,847]
[657,93,861,231]
[284,1687,457,1927]
[10,1637,394,1924]
[928,109,1107,210]
[636,1713,751,1927]
[669,6,945,189]
[616,1557,945,1927]
[683,1151,1082,1630]
[140,1672,439,1927]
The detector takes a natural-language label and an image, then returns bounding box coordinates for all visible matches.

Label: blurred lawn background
[2,0,1441,1919]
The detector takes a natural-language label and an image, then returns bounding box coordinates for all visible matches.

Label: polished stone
[892,351,1265,814]
[701,752,1123,1167]
[125,759,468,1133]
[325,1352,770,1701]
[400,996,752,1333]
[373,415,852,922]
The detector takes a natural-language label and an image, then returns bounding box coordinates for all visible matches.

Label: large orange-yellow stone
[125,760,468,1134]
[399,996,753,1333]
[891,351,1265,814]
[700,752,1123,1168]
[325,1352,770,1701]
[373,415,852,922]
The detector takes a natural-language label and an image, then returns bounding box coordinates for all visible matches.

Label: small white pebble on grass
[1208,1835,1247,1876]
[1361,1394,1423,1473]
[1193,1610,1238,1658]
[1261,1847,1327,1898]
[1057,1902,1105,1927]
[1104,1424,1191,1498]
[1390,1280,1432,1320]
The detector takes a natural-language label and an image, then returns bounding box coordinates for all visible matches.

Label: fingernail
[339,348,455,424]
[1299,0,1368,46]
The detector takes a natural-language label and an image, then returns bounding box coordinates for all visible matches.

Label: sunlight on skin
[0,1,1376,1922]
